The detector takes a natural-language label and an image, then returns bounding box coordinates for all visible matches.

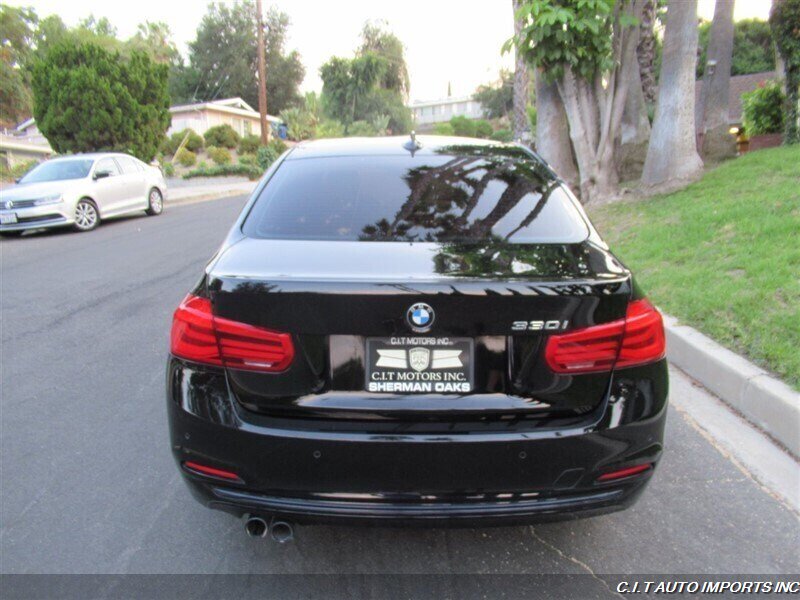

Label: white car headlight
[33,194,63,206]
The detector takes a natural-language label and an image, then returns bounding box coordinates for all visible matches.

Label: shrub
[490,128,514,142]
[474,119,493,138]
[204,124,239,149]
[256,145,279,170]
[174,148,197,167]
[163,162,175,177]
[279,107,316,140]
[433,122,455,135]
[347,120,378,136]
[184,163,261,180]
[31,42,170,160]
[449,115,476,137]
[207,146,232,165]
[317,119,345,138]
[527,105,538,131]
[741,80,786,136]
[238,134,261,155]
[239,153,257,166]
[161,129,204,155]
[268,137,287,155]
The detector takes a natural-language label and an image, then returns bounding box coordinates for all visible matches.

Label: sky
[9,0,773,103]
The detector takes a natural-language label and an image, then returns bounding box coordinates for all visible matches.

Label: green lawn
[590,145,800,389]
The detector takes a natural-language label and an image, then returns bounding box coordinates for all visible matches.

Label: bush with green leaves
[347,120,378,136]
[268,137,287,155]
[238,134,261,155]
[203,124,240,149]
[238,153,257,166]
[279,107,316,140]
[184,163,261,180]
[770,0,800,144]
[162,162,175,177]
[175,148,196,167]
[256,145,279,170]
[474,119,493,139]
[433,122,455,136]
[207,146,232,165]
[31,42,170,161]
[742,80,786,136]
[448,116,493,139]
[316,119,345,138]
[490,128,513,142]
[161,129,204,155]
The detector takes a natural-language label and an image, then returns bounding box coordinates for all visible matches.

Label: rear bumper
[167,357,668,526]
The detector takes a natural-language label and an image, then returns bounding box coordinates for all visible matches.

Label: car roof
[48,152,138,161]
[287,135,531,160]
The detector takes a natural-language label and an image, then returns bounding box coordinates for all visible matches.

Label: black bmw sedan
[167,136,667,535]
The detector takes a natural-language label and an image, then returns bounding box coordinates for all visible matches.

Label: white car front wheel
[74,199,99,232]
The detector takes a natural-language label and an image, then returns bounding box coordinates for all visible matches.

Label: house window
[244,121,252,135]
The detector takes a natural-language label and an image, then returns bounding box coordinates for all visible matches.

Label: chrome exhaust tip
[244,515,268,538]
[269,520,294,543]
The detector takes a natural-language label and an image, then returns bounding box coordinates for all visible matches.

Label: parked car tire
[74,199,99,232]
[146,188,163,216]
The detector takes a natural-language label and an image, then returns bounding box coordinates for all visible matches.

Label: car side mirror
[93,170,112,180]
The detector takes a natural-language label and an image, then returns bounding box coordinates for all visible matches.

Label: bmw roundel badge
[407,302,435,332]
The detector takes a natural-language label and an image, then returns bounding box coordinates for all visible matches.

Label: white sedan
[0,153,167,236]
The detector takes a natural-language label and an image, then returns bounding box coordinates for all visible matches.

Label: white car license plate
[0,213,18,225]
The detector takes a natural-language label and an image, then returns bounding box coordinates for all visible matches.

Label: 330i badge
[166,136,668,538]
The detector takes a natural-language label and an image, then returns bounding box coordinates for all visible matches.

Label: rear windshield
[242,154,589,243]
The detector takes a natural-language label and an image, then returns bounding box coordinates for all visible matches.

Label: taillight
[170,294,294,372]
[545,299,665,374]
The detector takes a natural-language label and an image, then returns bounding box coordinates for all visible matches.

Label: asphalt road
[1,197,798,594]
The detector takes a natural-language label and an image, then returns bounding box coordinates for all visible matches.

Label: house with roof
[168,97,281,138]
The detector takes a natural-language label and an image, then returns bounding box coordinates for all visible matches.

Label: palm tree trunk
[637,0,658,105]
[641,0,704,193]
[512,0,531,142]
[699,0,736,160]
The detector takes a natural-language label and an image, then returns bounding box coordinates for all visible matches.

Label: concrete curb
[166,182,256,207]
[663,314,800,459]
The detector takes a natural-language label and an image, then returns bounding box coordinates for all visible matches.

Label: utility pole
[256,0,270,144]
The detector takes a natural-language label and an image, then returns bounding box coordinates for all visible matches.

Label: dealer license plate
[366,337,474,394]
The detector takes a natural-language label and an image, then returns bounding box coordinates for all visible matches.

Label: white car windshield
[18,159,95,184]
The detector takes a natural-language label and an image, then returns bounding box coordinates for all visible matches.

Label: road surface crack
[529,526,623,598]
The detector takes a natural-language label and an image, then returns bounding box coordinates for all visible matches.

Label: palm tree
[511,0,531,141]
[637,0,658,104]
[698,0,737,159]
[641,0,704,192]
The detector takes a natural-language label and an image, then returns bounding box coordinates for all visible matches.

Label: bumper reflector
[596,463,653,482]
[183,461,242,482]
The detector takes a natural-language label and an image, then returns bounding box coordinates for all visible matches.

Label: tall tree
[619,44,651,181]
[641,0,704,192]
[770,0,800,144]
[256,0,269,143]
[473,70,514,119]
[0,5,37,126]
[510,0,645,203]
[534,71,579,192]
[182,2,304,113]
[31,43,170,160]
[511,0,531,141]
[697,18,777,77]
[698,0,736,160]
[637,0,658,104]
[128,22,180,65]
[359,21,410,100]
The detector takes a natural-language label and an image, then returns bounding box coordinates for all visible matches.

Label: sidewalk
[166,177,256,205]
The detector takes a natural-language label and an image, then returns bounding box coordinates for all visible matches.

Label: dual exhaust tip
[244,515,294,543]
